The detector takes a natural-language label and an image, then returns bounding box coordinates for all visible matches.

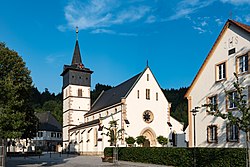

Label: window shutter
[226,123,229,142]
[215,126,218,143]
[207,126,210,143]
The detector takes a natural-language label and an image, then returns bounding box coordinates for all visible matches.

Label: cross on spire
[71,26,83,65]
[76,26,79,41]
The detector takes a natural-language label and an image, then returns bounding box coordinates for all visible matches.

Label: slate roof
[88,72,142,114]
[71,40,83,65]
[35,111,62,132]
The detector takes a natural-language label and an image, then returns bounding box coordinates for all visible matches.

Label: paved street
[6,153,169,167]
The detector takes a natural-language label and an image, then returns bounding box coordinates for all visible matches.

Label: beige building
[185,20,250,147]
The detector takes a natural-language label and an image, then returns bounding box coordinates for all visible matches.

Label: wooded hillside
[31,84,188,128]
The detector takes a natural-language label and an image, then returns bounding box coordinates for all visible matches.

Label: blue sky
[1,0,250,94]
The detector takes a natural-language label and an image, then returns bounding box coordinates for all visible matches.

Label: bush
[125,136,136,145]
[104,147,246,167]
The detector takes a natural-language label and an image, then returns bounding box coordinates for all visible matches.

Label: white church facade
[185,20,250,148]
[62,31,186,155]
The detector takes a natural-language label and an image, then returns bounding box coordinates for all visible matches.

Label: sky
[1,0,250,94]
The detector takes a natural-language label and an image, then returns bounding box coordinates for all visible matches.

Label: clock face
[143,110,153,123]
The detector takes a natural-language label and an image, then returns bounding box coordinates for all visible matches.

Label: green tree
[0,42,38,139]
[136,135,146,147]
[102,116,124,146]
[205,73,250,167]
[125,136,135,146]
[157,135,169,147]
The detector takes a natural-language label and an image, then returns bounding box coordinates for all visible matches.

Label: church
[61,30,186,155]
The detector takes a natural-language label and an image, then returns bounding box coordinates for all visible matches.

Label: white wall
[188,24,250,147]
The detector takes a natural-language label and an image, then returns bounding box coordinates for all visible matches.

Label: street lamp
[190,107,199,147]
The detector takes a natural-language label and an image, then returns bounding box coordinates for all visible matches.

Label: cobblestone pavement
[6,152,169,167]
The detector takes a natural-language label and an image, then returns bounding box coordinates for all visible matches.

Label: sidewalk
[6,152,171,167]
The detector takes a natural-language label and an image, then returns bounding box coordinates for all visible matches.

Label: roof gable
[185,19,250,98]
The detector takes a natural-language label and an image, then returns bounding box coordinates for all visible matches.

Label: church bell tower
[61,27,93,149]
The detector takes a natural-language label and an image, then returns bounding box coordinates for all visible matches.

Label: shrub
[104,147,246,167]
[125,136,136,145]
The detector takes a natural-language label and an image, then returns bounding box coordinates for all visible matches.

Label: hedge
[104,147,246,167]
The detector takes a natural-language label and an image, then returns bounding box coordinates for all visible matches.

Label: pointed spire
[71,26,83,65]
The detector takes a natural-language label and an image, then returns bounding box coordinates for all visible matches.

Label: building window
[207,95,217,112]
[57,133,62,138]
[78,89,82,97]
[227,124,239,142]
[156,92,158,101]
[228,48,235,55]
[137,90,140,99]
[207,125,218,143]
[146,89,150,100]
[51,132,56,138]
[216,62,226,81]
[238,54,248,74]
[147,74,149,81]
[228,91,237,109]
[37,132,43,137]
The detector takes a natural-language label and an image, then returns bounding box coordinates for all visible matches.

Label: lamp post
[191,107,199,167]
[191,107,199,147]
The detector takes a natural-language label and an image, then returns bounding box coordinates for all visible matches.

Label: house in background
[61,30,186,155]
[185,20,250,147]
[7,111,62,152]
[33,111,62,151]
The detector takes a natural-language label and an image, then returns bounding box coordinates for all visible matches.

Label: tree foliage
[162,87,188,128]
[157,135,168,147]
[136,135,146,146]
[125,136,136,145]
[0,42,38,139]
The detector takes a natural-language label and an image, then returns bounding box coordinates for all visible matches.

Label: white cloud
[215,18,223,26]
[192,26,206,33]
[91,28,137,36]
[58,0,151,32]
[220,0,250,5]
[201,21,207,26]
[145,15,156,23]
[91,29,116,34]
[167,0,215,20]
